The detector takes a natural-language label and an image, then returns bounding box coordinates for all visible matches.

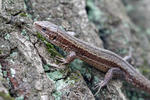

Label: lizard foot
[55,56,68,65]
[94,80,106,96]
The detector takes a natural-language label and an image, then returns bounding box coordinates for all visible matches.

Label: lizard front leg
[56,51,76,65]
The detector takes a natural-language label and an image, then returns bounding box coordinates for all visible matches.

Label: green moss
[86,0,112,37]
[125,5,134,12]
[48,69,78,100]
[52,91,62,100]
[0,92,14,100]
[15,96,24,100]
[138,56,150,76]
[3,71,7,77]
[86,0,102,22]
[70,59,84,72]
[37,33,62,58]
[43,64,50,71]
[47,71,63,81]
[21,29,27,36]
[10,52,18,57]
[116,48,128,55]
[26,14,32,19]
[69,71,82,83]
[20,29,29,40]
[139,64,150,76]
[50,73,77,98]
[55,79,75,90]
[146,29,150,35]
[141,67,150,75]
[19,13,28,17]
[7,0,15,4]
[4,34,10,40]
[93,76,100,83]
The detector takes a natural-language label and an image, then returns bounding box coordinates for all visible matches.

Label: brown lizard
[34,21,150,94]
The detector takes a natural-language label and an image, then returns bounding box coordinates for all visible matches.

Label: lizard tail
[125,71,150,94]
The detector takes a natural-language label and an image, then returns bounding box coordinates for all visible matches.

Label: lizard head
[34,21,58,41]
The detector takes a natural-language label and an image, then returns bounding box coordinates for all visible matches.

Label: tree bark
[1,0,150,100]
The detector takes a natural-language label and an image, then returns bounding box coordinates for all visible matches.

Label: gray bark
[1,0,150,100]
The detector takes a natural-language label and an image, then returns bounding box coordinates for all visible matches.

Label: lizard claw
[55,56,65,62]
[49,63,66,69]
[55,56,68,69]
[55,56,64,62]
[55,56,68,65]
[94,81,105,96]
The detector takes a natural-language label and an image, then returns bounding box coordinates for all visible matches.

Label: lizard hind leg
[94,67,124,96]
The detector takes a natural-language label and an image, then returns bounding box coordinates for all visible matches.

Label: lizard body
[34,21,150,94]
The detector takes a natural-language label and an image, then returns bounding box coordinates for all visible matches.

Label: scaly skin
[34,21,150,94]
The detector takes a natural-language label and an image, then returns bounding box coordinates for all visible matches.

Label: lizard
[34,21,150,95]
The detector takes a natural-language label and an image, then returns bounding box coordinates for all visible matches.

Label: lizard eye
[42,27,47,32]
[52,36,57,40]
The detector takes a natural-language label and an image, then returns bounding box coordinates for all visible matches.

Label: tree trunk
[0,0,150,100]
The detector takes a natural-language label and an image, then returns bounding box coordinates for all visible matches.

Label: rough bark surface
[0,0,150,100]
